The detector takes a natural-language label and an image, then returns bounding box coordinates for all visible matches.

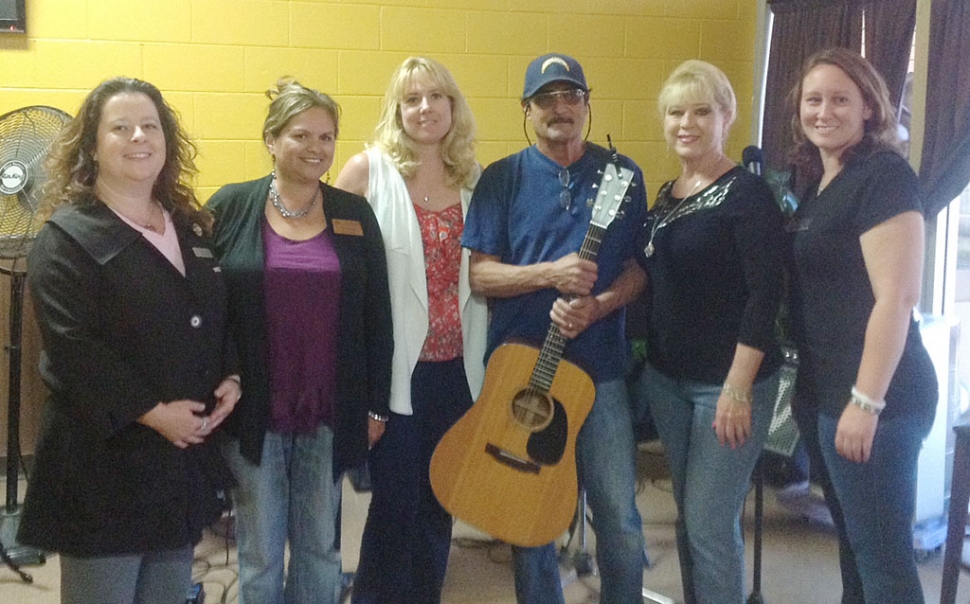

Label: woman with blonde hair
[787,48,936,603]
[335,56,486,604]
[209,77,393,604]
[631,60,786,604]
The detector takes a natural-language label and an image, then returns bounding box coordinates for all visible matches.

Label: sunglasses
[529,88,588,110]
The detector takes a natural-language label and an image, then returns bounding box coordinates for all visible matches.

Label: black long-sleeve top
[638,166,785,384]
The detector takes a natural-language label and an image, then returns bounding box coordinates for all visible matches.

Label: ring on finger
[201,418,208,432]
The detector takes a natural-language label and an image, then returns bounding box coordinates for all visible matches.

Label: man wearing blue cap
[462,53,647,603]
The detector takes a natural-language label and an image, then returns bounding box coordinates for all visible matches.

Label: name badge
[332,219,363,236]
[193,247,214,258]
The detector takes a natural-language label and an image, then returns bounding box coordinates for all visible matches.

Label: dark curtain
[762,0,860,170]
[762,0,916,171]
[919,0,970,217]
[863,0,917,111]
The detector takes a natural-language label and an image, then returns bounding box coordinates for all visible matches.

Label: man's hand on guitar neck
[469,251,597,298]
[551,258,646,339]
[551,296,599,339]
[548,253,597,296]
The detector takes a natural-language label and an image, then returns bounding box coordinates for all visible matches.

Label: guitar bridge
[485,443,541,475]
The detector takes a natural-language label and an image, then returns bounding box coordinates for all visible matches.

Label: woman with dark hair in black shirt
[787,48,936,604]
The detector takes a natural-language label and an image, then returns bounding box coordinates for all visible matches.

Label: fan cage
[0,105,72,260]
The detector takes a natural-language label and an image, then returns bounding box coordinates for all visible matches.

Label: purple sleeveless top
[262,220,342,433]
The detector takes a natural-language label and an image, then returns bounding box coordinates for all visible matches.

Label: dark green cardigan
[208,175,393,474]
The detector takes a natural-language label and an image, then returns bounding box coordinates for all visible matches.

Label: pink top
[112,206,185,276]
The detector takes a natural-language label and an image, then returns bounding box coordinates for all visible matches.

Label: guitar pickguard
[527,399,567,465]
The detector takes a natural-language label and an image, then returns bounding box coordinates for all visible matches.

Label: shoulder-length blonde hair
[40,77,210,232]
[373,57,477,189]
[788,47,903,184]
[658,60,737,138]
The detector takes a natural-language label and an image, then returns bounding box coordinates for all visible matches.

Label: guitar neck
[529,222,607,392]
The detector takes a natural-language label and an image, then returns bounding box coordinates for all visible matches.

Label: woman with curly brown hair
[19,76,240,604]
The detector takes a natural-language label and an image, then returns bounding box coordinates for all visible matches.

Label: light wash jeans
[512,378,645,604]
[633,361,777,604]
[60,545,193,604]
[795,404,931,604]
[223,423,342,604]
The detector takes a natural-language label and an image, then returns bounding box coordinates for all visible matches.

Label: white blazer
[364,148,487,415]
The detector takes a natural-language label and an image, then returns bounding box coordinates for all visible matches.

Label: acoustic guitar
[430,156,636,547]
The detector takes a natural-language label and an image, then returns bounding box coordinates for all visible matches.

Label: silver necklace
[644,179,701,258]
[269,173,317,219]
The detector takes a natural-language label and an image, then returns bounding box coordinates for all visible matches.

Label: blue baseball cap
[522,53,589,100]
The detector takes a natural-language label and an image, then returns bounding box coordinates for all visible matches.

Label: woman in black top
[787,48,936,604]
[19,77,240,604]
[631,60,785,604]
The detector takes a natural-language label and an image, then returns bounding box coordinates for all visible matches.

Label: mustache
[547,117,574,125]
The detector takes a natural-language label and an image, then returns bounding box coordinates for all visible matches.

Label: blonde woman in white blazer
[334,56,486,604]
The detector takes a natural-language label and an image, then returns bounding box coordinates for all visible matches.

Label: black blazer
[18,202,235,557]
[208,176,393,475]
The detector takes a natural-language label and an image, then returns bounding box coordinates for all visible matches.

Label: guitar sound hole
[511,389,554,431]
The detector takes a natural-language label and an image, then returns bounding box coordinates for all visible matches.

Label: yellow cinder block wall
[0,0,760,455]
[0,0,760,201]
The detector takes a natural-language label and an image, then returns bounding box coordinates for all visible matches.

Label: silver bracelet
[721,384,753,404]
[849,386,886,415]
[368,411,389,423]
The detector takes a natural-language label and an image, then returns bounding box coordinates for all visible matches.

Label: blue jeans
[223,423,343,604]
[60,546,193,604]
[512,378,645,604]
[353,359,474,604]
[794,403,931,604]
[632,361,776,604]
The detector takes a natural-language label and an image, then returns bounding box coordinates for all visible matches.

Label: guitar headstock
[590,162,635,230]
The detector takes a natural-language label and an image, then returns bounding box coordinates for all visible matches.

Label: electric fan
[0,105,72,582]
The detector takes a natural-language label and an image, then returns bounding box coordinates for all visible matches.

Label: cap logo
[541,57,570,73]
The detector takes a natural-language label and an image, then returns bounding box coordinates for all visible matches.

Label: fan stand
[0,260,46,582]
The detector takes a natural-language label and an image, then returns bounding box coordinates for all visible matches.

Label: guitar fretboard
[529,223,607,392]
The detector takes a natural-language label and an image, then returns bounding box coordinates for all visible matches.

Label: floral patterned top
[414,202,464,361]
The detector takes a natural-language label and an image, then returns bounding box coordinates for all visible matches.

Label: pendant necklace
[644,179,702,258]
[112,200,160,232]
[269,172,318,219]
[141,202,160,232]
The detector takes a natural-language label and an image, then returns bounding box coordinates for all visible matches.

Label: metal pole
[5,271,25,514]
